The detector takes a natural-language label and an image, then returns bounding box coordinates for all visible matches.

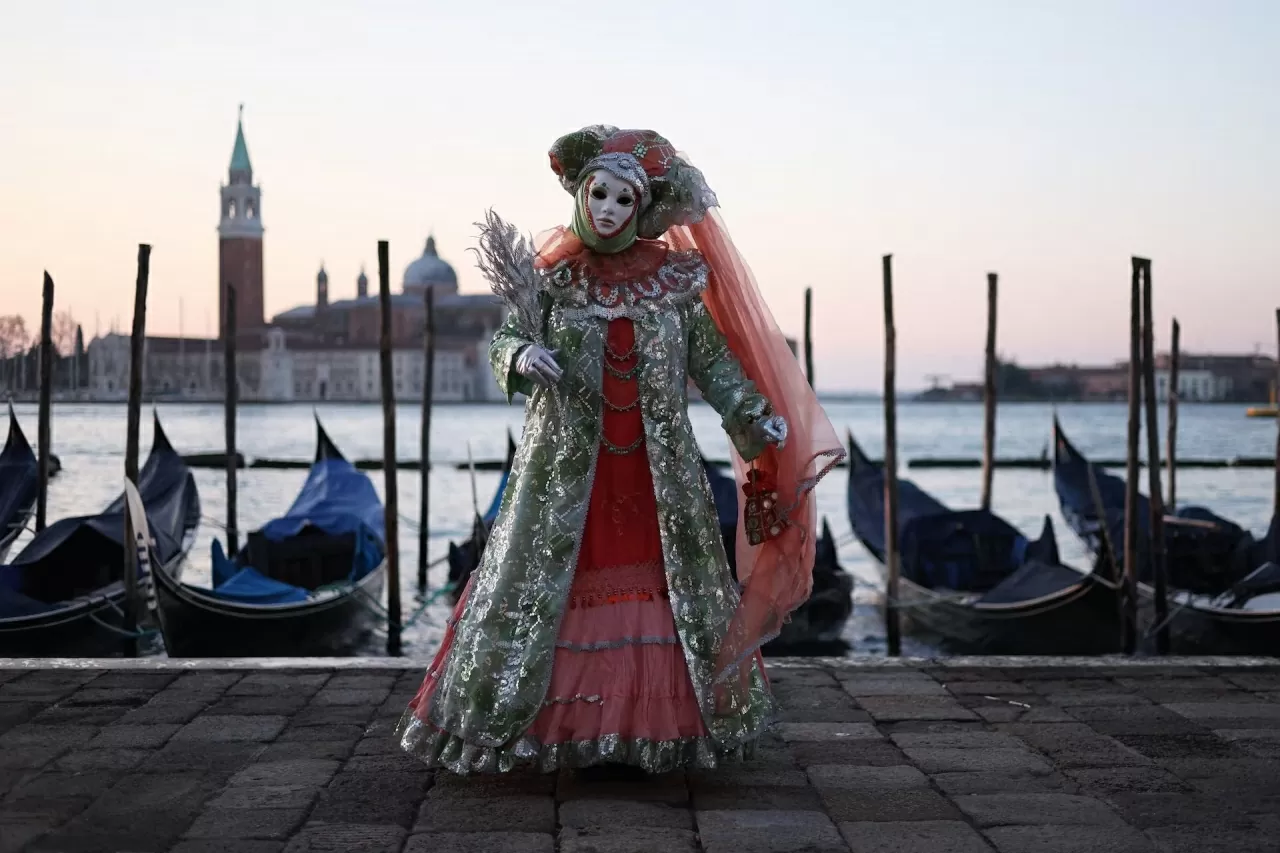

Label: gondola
[1051,417,1280,654]
[0,404,39,563]
[445,431,518,604]
[701,456,854,655]
[151,417,386,657]
[845,429,1120,654]
[0,413,200,657]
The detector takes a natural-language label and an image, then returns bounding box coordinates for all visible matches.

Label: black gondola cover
[0,415,199,618]
[0,405,38,560]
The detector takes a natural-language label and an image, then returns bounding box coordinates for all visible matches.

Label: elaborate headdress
[547,125,847,707]
[548,125,718,240]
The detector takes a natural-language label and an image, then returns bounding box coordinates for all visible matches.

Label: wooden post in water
[882,254,902,657]
[223,286,239,555]
[378,240,403,656]
[1121,257,1143,654]
[980,272,998,511]
[803,287,815,388]
[1139,259,1170,654]
[123,244,151,654]
[1166,319,1180,511]
[1274,308,1279,517]
[417,287,435,591]
[36,272,54,532]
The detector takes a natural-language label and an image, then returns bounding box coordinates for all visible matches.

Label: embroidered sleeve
[685,298,772,461]
[488,306,536,402]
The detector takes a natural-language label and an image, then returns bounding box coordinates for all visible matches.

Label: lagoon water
[6,400,1276,658]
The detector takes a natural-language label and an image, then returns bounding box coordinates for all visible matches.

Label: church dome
[403,235,458,294]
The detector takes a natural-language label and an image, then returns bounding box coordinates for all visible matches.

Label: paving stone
[558,825,698,853]
[970,703,1076,724]
[310,771,430,828]
[822,788,963,823]
[84,722,181,749]
[170,672,243,693]
[558,797,694,830]
[28,704,129,726]
[769,667,841,688]
[184,806,312,839]
[789,739,908,767]
[952,792,1127,827]
[208,783,321,810]
[404,832,554,853]
[7,769,122,801]
[807,764,928,790]
[696,809,847,853]
[327,674,399,691]
[930,771,1078,796]
[118,698,213,725]
[1064,702,1204,734]
[415,794,555,833]
[880,720,989,735]
[556,770,689,806]
[983,824,1155,852]
[283,823,407,852]
[1103,792,1250,829]
[1041,692,1149,707]
[254,740,352,762]
[1062,766,1190,794]
[841,677,949,697]
[997,723,1151,768]
[343,753,430,774]
[890,731,1025,750]
[1145,825,1276,853]
[860,697,978,722]
[0,723,99,750]
[0,701,42,733]
[1223,673,1280,692]
[278,722,367,741]
[777,722,881,742]
[431,770,556,799]
[172,714,289,743]
[1163,702,1280,727]
[945,681,1033,695]
[143,740,267,774]
[170,842,285,853]
[61,687,155,707]
[208,694,313,715]
[0,824,52,853]
[53,747,151,772]
[89,672,179,690]
[229,759,341,788]
[902,748,1053,775]
[228,673,331,696]
[690,767,808,788]
[1212,728,1280,758]
[1112,732,1246,760]
[311,689,390,708]
[0,745,67,770]
[291,704,377,726]
[692,780,823,811]
[838,819,994,853]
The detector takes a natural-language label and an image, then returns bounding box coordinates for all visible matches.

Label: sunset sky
[2,0,1276,391]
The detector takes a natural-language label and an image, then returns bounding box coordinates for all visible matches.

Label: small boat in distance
[1051,417,1280,654]
[150,417,386,657]
[0,413,200,657]
[0,404,39,563]
[445,431,518,604]
[845,429,1120,655]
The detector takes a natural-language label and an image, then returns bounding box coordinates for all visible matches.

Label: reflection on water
[6,400,1275,658]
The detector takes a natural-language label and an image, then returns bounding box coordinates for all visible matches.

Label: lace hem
[395,709,765,775]
[554,634,681,651]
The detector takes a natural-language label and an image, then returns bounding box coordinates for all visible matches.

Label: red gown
[418,317,708,756]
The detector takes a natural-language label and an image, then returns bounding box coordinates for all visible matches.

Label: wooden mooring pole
[803,287,815,388]
[123,244,151,655]
[1122,257,1141,655]
[882,254,902,657]
[418,287,435,591]
[1166,319,1180,511]
[224,286,239,555]
[36,272,54,532]
[980,272,998,511]
[1139,259,1169,654]
[378,240,403,656]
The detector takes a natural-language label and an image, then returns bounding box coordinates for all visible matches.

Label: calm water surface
[7,400,1276,658]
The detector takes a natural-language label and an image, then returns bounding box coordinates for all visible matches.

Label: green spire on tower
[229,104,252,176]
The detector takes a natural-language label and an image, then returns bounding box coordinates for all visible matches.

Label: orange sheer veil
[666,205,846,704]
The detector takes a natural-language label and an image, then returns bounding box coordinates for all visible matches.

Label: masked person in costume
[396,126,844,775]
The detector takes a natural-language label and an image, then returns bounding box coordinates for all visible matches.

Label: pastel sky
[2,0,1277,391]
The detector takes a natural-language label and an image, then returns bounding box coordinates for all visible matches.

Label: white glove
[515,344,562,387]
[752,414,788,449]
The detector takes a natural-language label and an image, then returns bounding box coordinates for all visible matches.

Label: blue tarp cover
[209,456,385,604]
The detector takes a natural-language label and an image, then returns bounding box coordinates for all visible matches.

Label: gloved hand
[752,414,788,449]
[515,344,563,387]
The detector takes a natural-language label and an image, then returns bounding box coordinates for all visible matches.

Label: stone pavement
[2,657,1280,853]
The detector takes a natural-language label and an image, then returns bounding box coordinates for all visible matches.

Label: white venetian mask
[584,169,638,238]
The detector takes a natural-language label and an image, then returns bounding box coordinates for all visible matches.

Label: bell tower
[218,105,265,336]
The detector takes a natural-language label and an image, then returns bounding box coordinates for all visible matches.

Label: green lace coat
[397,246,777,773]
